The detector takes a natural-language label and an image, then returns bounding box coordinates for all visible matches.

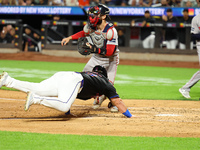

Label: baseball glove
[77,37,92,56]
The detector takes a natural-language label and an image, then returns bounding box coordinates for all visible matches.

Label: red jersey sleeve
[71,31,86,40]
[105,44,116,56]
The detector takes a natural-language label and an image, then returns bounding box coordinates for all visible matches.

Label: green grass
[1,60,200,100]
[115,65,200,100]
[0,131,199,150]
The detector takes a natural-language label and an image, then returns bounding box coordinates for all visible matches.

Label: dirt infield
[0,90,200,137]
[0,52,200,137]
[0,52,199,68]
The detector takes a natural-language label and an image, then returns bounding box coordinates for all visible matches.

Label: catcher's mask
[88,6,100,28]
[92,65,108,78]
[88,4,110,28]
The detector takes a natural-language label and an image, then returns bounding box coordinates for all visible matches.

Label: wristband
[123,109,132,118]
[91,45,107,55]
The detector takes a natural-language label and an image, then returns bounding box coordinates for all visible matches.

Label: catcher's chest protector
[89,31,106,48]
[83,23,114,48]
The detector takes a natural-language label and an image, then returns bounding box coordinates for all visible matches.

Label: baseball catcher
[61,4,119,112]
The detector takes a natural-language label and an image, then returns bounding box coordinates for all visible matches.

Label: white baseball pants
[181,42,200,91]
[83,52,119,84]
[166,40,178,49]
[142,34,155,49]
[179,42,193,50]
[5,72,83,112]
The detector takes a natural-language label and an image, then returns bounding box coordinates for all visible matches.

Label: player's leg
[2,72,61,96]
[149,34,155,49]
[170,39,178,49]
[179,42,186,50]
[166,40,171,49]
[83,55,100,72]
[107,52,119,84]
[83,54,108,72]
[179,43,200,98]
[84,54,118,110]
[142,36,149,49]
[106,53,119,112]
[93,55,118,109]
[84,55,108,108]
[190,42,193,50]
[179,70,200,98]
[93,53,119,111]
[25,72,83,112]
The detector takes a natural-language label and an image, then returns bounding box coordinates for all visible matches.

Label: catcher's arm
[110,97,135,118]
[61,31,85,46]
[61,36,72,46]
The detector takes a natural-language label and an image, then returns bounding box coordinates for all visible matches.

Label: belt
[95,52,118,58]
[97,54,109,58]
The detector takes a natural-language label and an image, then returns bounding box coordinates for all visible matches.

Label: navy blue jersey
[178,17,192,43]
[141,17,155,40]
[77,72,119,100]
[164,17,178,40]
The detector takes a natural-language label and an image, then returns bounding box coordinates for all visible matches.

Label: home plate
[155,114,182,117]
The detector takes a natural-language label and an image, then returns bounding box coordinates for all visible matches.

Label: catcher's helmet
[87,4,110,28]
[98,3,110,16]
[92,65,108,78]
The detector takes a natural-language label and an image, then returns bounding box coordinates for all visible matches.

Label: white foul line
[0,97,25,101]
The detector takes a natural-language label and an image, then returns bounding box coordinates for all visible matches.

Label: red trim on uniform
[113,53,119,84]
[107,28,114,41]
[98,48,101,54]
[71,31,85,40]
[108,53,118,85]
[109,80,114,85]
[105,44,116,56]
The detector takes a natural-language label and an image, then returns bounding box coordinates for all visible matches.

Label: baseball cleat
[92,97,100,109]
[0,72,8,88]
[92,104,100,109]
[25,92,35,111]
[92,95,105,109]
[179,88,191,99]
[110,106,119,113]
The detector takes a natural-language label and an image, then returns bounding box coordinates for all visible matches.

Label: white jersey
[191,13,200,34]
[83,22,119,52]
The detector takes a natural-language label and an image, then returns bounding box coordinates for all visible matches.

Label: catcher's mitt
[77,37,91,56]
